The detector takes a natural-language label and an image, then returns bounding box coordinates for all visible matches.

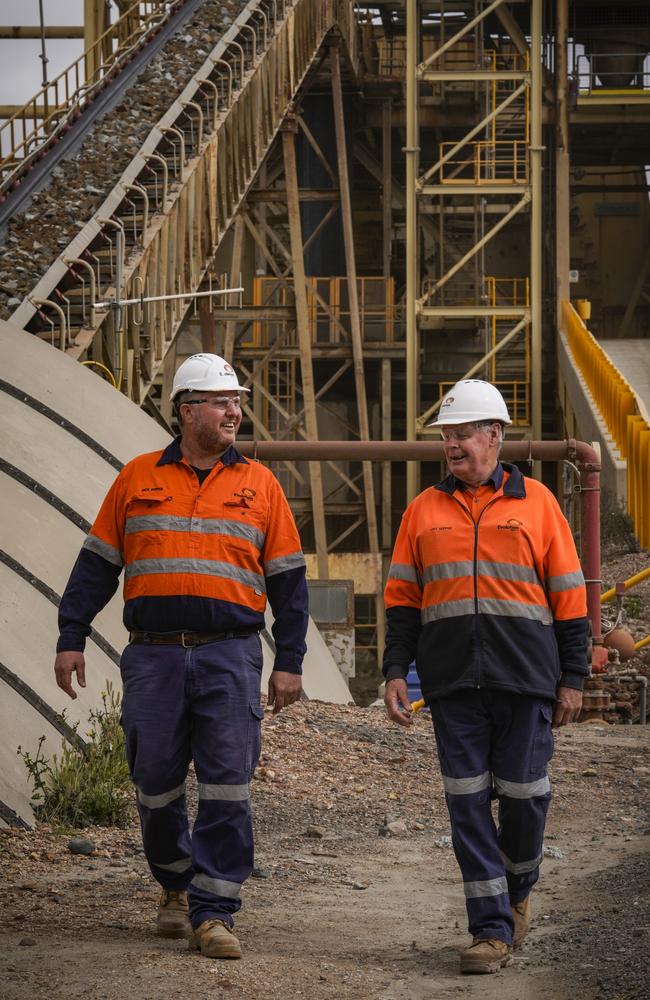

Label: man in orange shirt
[54,353,308,960]
[383,380,588,974]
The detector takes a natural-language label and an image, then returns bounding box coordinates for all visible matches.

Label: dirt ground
[1,701,649,1000]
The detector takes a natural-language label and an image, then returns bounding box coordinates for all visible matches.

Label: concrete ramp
[0,320,350,827]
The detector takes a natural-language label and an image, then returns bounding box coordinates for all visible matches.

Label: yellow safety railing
[439,140,528,184]
[563,300,650,547]
[0,0,183,194]
[485,277,530,408]
[601,566,650,604]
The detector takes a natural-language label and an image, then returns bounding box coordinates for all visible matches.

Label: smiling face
[179,390,243,456]
[440,421,502,487]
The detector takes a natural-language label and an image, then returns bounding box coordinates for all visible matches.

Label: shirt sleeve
[57,549,122,652]
[382,503,423,680]
[541,486,590,688]
[56,470,127,653]
[262,477,308,673]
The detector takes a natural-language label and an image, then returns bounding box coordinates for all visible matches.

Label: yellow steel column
[555,0,570,329]
[84,0,108,83]
[530,0,543,468]
[405,0,419,501]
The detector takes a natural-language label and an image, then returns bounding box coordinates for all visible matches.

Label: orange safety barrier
[562,300,650,548]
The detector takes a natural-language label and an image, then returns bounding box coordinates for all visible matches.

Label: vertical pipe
[530,0,543,473]
[581,460,602,646]
[555,0,570,329]
[405,0,419,501]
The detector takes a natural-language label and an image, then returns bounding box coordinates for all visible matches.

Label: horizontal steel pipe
[236,438,600,465]
[237,438,602,649]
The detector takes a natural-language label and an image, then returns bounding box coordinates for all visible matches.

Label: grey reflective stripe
[494,775,551,799]
[463,877,508,899]
[125,514,265,550]
[478,598,553,625]
[264,552,307,577]
[155,856,193,873]
[422,599,475,623]
[389,563,422,585]
[477,560,542,586]
[442,772,491,795]
[83,533,123,567]
[191,873,241,899]
[547,569,585,592]
[499,850,543,875]
[198,782,250,801]
[137,782,186,809]
[423,560,473,584]
[125,558,266,592]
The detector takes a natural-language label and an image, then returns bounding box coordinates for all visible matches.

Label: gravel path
[1,703,649,999]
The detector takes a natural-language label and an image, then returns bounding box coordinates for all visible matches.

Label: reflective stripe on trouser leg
[186,634,264,929]
[120,642,194,890]
[430,694,514,945]
[494,701,554,904]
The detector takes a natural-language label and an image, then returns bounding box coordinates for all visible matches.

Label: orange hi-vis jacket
[383,463,589,701]
[57,441,308,672]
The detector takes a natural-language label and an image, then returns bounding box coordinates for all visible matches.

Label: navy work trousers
[430,689,554,945]
[119,634,264,929]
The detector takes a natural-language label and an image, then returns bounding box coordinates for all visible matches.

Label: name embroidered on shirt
[498,518,523,531]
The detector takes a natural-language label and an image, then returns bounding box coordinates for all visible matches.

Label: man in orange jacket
[383,380,588,975]
[54,353,308,960]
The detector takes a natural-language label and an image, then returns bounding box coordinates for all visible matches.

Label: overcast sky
[0,1,119,104]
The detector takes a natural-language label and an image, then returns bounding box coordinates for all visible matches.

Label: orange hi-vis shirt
[383,463,589,701]
[57,441,308,672]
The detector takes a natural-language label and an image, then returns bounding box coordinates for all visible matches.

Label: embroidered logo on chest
[225,487,257,510]
[497,517,523,531]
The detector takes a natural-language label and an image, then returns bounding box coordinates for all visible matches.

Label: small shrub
[18,682,133,828]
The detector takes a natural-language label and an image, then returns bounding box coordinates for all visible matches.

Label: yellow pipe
[410,698,426,713]
[634,635,650,651]
[601,566,650,604]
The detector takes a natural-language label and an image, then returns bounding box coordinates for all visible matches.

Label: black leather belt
[129,629,259,648]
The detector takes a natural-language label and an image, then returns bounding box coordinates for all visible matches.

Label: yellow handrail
[562,300,650,547]
[601,566,650,603]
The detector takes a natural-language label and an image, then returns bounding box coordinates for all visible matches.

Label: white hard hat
[428,379,512,426]
[170,353,250,401]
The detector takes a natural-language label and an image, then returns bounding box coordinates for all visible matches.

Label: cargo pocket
[530,702,554,777]
[246,702,265,781]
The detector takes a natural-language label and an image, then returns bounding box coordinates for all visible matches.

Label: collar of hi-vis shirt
[155,437,249,468]
[452,463,506,521]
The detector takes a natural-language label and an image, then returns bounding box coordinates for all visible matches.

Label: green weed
[17,682,133,828]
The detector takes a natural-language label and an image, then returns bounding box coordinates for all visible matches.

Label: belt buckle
[181,632,196,648]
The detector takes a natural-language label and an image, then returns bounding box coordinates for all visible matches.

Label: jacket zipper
[450,490,504,689]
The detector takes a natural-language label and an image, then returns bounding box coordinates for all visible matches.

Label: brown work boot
[156,889,191,939]
[512,894,532,949]
[460,938,513,974]
[189,919,242,959]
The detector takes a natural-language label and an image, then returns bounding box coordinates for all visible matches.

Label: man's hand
[267,670,302,715]
[552,686,582,728]
[54,651,86,700]
[384,677,413,728]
